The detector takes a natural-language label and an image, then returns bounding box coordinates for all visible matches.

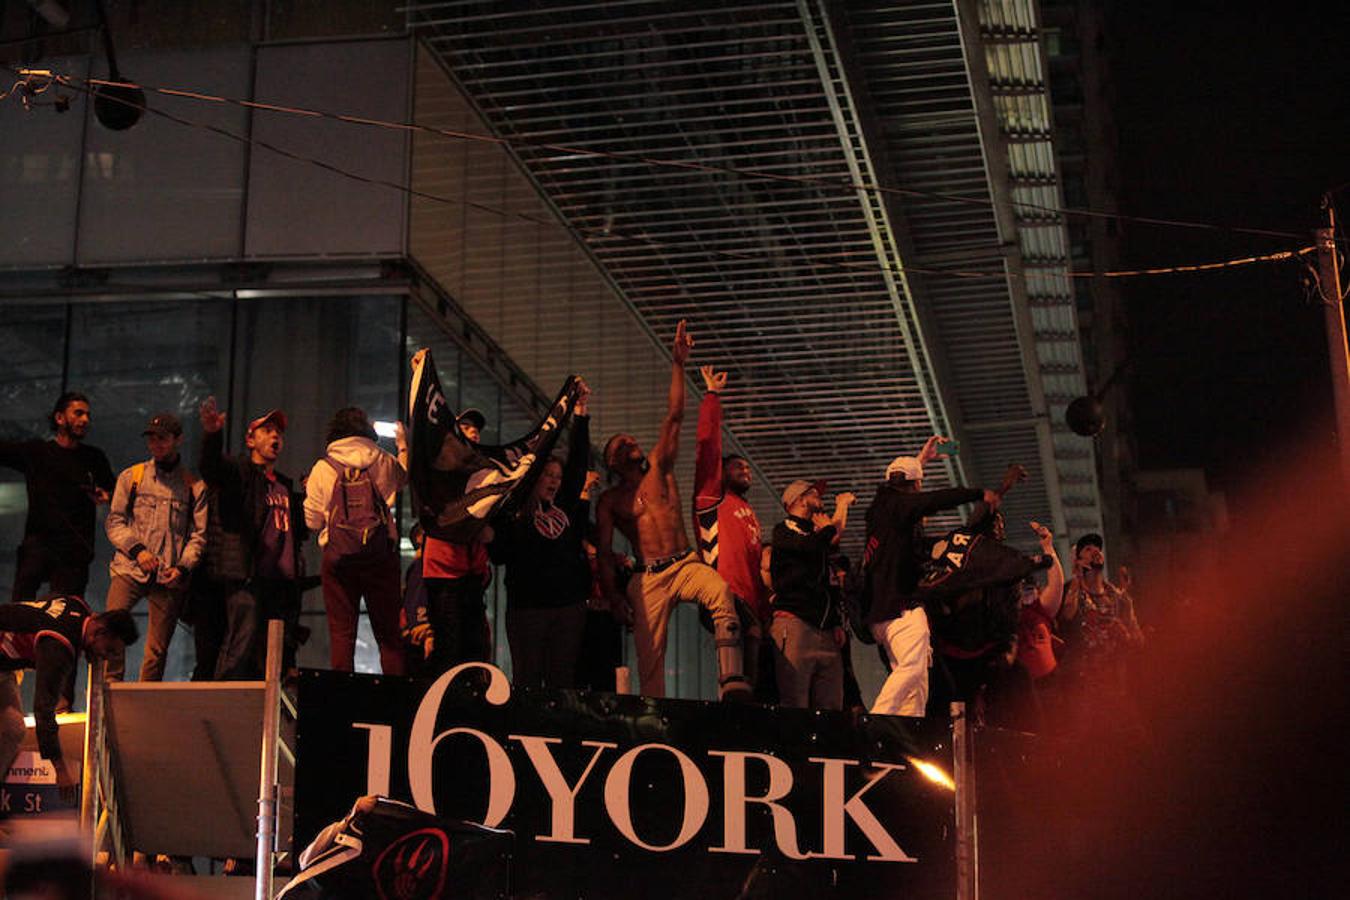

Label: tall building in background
[1039,0,1138,557]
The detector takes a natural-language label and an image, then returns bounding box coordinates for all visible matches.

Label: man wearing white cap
[862,436,1000,716]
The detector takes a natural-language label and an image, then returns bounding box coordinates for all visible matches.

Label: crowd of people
[0,322,1145,789]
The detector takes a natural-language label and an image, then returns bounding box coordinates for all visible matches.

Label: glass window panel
[77,47,251,263]
[64,297,233,681]
[232,294,402,674]
[0,56,89,266]
[0,302,69,596]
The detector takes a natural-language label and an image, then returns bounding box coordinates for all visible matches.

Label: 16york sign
[296,664,956,899]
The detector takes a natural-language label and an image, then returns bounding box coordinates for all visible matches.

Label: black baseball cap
[142,413,182,438]
[457,408,487,430]
[1073,532,1105,554]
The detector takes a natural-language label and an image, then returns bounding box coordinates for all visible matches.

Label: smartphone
[934,440,960,458]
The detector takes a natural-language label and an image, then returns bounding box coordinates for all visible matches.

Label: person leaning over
[0,597,137,798]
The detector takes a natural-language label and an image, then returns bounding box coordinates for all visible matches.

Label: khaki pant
[626,553,746,699]
[106,574,186,682]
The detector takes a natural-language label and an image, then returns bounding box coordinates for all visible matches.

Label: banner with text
[295,664,956,899]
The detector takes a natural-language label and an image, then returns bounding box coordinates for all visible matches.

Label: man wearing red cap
[198,397,308,678]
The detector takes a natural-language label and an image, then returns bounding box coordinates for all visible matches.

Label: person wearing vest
[303,407,409,676]
[103,413,208,682]
[0,597,137,797]
[198,397,308,679]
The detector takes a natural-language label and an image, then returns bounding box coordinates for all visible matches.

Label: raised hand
[576,378,591,416]
[673,319,694,365]
[200,395,226,434]
[919,435,950,465]
[699,365,728,393]
[999,463,1029,495]
[836,491,857,508]
[1029,519,1054,554]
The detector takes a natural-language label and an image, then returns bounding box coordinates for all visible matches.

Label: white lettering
[408,663,515,826]
[708,750,807,859]
[511,735,617,845]
[351,723,392,798]
[604,744,710,852]
[810,758,916,862]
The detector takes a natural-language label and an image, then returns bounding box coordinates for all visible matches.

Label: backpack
[322,457,392,560]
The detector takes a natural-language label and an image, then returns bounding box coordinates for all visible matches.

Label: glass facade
[0,289,563,690]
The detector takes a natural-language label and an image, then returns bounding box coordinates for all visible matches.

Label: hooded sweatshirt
[303,436,408,547]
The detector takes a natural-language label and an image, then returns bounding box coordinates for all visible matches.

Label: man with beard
[692,366,771,697]
[769,480,856,709]
[596,321,750,700]
[1,392,115,601]
[199,398,307,678]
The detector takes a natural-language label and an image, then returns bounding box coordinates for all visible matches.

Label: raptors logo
[374,828,450,900]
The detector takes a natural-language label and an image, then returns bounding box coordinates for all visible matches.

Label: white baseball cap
[884,456,923,481]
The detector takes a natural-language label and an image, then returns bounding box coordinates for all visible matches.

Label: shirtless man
[596,320,750,700]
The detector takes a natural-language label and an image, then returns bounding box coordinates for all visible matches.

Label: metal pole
[79,660,104,856]
[1316,201,1350,483]
[256,619,284,900]
[951,701,978,900]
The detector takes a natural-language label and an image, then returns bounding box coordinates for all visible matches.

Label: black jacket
[862,482,982,625]
[770,515,840,630]
[199,429,307,581]
[489,416,591,610]
[0,595,90,761]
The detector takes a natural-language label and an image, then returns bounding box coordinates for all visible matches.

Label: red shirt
[693,394,768,623]
[422,535,489,579]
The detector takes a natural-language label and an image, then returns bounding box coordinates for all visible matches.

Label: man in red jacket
[691,366,770,696]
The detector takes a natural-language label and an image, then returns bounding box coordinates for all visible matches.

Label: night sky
[1108,3,1349,492]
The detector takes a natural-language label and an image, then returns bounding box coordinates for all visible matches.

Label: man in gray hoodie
[304,407,408,675]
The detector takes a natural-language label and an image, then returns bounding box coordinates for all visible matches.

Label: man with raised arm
[863,435,1001,717]
[596,321,750,700]
[691,366,770,694]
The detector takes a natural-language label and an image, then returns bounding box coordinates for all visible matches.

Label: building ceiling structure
[405,0,1103,547]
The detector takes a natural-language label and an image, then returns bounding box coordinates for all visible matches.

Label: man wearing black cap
[198,397,308,678]
[103,413,207,681]
[456,409,486,444]
[770,480,855,709]
[0,392,115,601]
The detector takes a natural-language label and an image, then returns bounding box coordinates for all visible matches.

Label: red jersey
[422,535,489,580]
[693,393,767,623]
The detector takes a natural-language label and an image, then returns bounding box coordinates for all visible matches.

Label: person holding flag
[405,349,585,677]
